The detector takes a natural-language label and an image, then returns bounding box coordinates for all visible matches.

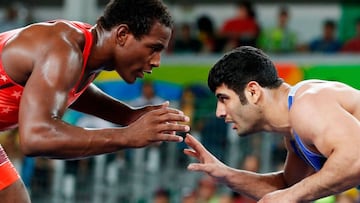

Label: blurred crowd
[0,1,360,203]
[1,1,360,55]
[169,1,360,55]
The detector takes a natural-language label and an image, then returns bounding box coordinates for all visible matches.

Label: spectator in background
[196,15,220,54]
[341,17,360,53]
[176,86,198,168]
[130,80,165,107]
[130,80,166,172]
[173,23,202,54]
[153,188,171,203]
[230,155,259,203]
[336,188,359,203]
[194,175,221,203]
[200,116,228,162]
[219,1,260,51]
[308,19,342,53]
[259,6,297,53]
[0,4,24,32]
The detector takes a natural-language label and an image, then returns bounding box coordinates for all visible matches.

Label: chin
[122,76,136,84]
[236,128,255,137]
[238,132,251,137]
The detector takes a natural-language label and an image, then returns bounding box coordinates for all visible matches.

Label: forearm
[223,167,288,200]
[70,84,136,125]
[19,118,130,159]
[284,155,360,202]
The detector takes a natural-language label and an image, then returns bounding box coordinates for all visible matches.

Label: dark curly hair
[208,46,283,104]
[97,0,173,39]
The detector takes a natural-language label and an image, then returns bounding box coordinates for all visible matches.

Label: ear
[115,24,130,46]
[245,81,262,104]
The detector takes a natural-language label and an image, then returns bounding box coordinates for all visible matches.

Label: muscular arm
[184,134,314,200]
[275,93,360,202]
[16,26,188,159]
[69,83,137,125]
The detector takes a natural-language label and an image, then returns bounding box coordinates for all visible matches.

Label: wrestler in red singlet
[0,20,94,190]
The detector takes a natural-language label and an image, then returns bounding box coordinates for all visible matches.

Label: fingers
[183,148,198,158]
[187,163,204,171]
[155,133,183,142]
[160,122,190,133]
[150,101,170,109]
[184,133,207,153]
[161,101,170,107]
[155,106,186,117]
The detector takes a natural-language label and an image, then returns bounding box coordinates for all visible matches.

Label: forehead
[142,22,172,44]
[215,84,237,97]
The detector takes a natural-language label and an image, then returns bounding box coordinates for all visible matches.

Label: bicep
[18,47,83,131]
[282,145,315,186]
[70,83,109,112]
[291,95,360,157]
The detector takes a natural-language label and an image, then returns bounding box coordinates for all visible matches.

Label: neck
[87,25,114,72]
[263,83,292,133]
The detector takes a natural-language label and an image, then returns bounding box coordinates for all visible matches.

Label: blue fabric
[288,84,327,171]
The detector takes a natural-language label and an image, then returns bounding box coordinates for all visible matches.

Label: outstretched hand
[184,133,230,183]
[124,104,190,148]
[128,101,172,124]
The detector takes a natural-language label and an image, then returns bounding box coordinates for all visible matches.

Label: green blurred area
[96,63,360,89]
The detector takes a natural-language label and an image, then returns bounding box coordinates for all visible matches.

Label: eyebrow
[215,93,228,99]
[150,43,165,51]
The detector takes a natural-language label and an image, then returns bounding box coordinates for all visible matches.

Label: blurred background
[0,0,360,202]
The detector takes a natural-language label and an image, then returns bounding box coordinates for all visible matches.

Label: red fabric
[341,37,360,53]
[0,20,94,130]
[221,18,259,36]
[0,145,20,190]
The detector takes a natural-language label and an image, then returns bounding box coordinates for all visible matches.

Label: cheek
[231,106,253,123]
[118,51,144,68]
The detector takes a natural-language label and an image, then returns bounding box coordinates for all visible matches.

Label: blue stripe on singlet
[288,81,327,171]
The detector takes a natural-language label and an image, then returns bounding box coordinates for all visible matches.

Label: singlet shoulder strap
[65,20,94,91]
[66,20,93,68]
[288,80,325,109]
[288,81,307,109]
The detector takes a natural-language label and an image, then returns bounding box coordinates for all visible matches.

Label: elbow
[19,135,42,157]
[18,128,52,157]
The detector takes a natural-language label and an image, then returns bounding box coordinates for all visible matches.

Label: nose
[215,102,226,119]
[150,52,161,68]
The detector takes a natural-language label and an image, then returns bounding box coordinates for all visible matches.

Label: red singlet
[0,20,94,130]
[0,145,19,190]
[0,20,94,190]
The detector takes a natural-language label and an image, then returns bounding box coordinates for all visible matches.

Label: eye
[149,44,164,53]
[218,95,227,103]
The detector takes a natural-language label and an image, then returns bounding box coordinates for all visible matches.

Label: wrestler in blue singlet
[287,80,327,171]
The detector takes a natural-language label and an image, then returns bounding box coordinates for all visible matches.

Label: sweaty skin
[185,80,360,202]
[0,20,190,159]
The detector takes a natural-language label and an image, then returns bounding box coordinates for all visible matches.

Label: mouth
[143,70,152,74]
[136,69,152,78]
[136,71,144,79]
[225,120,237,130]
[232,124,237,130]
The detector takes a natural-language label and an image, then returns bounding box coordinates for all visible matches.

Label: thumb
[148,101,169,110]
[187,163,205,172]
[160,101,170,108]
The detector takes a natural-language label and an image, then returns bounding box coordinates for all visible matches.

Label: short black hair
[97,0,173,39]
[208,46,283,104]
[324,19,336,28]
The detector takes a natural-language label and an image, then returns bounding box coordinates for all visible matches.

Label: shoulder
[10,21,88,53]
[289,81,355,137]
[4,21,91,81]
[290,81,345,113]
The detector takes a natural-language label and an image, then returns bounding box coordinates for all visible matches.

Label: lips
[136,71,144,78]
[143,70,152,74]
[232,124,237,130]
